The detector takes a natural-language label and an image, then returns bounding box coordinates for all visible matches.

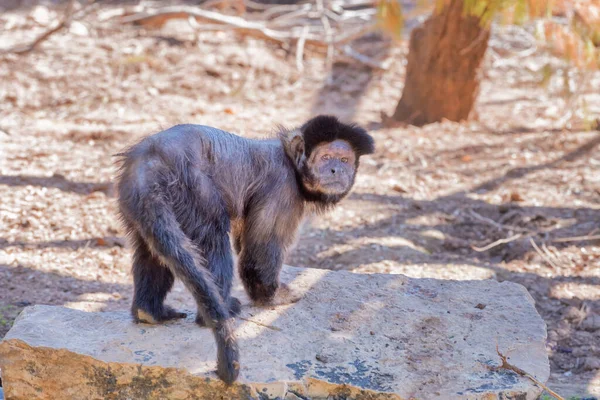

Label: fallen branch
[118,6,377,50]
[318,0,334,71]
[7,0,76,54]
[334,23,378,45]
[471,233,523,252]
[120,6,325,44]
[268,6,312,25]
[467,209,531,233]
[529,238,561,269]
[296,26,309,71]
[552,234,600,243]
[494,346,564,400]
[238,317,282,331]
[342,45,389,70]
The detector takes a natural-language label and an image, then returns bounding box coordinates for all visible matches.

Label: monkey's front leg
[238,240,303,306]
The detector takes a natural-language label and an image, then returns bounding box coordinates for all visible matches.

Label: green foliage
[0,305,17,329]
[540,394,587,400]
[376,0,404,39]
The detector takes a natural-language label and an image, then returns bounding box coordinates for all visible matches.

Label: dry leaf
[510,192,524,202]
[392,184,407,193]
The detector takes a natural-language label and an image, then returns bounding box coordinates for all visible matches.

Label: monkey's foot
[162,306,187,321]
[195,297,242,327]
[133,306,187,324]
[229,297,242,316]
[257,283,303,307]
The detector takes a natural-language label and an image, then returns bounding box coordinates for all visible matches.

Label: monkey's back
[116,124,294,222]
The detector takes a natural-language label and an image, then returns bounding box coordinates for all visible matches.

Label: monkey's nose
[331,168,337,175]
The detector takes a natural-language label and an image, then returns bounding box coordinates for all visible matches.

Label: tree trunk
[391,0,490,126]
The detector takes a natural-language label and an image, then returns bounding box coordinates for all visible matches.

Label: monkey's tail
[136,193,240,384]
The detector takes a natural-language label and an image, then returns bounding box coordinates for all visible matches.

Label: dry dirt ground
[1,2,600,398]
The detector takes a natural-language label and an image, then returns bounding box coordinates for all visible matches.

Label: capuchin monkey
[115,115,375,384]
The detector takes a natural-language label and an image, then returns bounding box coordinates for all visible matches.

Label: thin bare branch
[119,6,326,45]
[529,238,561,269]
[494,346,564,400]
[552,234,600,243]
[296,26,309,72]
[238,317,282,331]
[467,210,532,233]
[471,233,523,252]
[6,0,76,54]
[342,45,389,70]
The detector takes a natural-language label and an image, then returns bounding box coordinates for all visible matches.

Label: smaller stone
[581,314,600,331]
[563,306,585,322]
[475,303,486,310]
[314,346,344,364]
[583,357,600,371]
[555,321,571,339]
[31,6,51,25]
[315,354,329,363]
[69,21,89,36]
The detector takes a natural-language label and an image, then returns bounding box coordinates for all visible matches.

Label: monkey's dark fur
[115,115,374,384]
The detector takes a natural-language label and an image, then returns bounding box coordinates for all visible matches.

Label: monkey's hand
[261,283,303,307]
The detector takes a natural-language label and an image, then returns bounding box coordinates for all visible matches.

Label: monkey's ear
[280,129,306,169]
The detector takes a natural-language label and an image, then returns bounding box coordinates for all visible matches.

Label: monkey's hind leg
[239,239,303,307]
[131,239,187,324]
[196,297,242,326]
[193,230,241,327]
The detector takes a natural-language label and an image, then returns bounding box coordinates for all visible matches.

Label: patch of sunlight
[64,292,121,312]
[352,261,496,280]
[550,282,600,301]
[318,236,431,260]
[234,268,326,340]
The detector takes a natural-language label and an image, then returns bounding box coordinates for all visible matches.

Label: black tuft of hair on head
[300,115,375,158]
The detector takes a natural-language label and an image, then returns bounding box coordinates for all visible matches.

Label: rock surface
[0,266,549,400]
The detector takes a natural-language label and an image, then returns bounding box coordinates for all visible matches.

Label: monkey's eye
[341,157,348,163]
[321,154,331,161]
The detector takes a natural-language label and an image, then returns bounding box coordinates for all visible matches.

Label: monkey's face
[304,140,357,195]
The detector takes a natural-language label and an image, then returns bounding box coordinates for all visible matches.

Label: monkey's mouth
[318,179,349,193]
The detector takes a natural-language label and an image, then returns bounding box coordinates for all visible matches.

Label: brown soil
[1,3,599,397]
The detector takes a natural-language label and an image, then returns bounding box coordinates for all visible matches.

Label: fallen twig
[340,45,388,69]
[318,0,334,71]
[269,6,312,26]
[116,4,380,70]
[296,26,309,72]
[541,242,569,268]
[261,3,310,19]
[7,0,76,54]
[471,233,523,252]
[120,6,336,46]
[238,317,282,331]
[552,234,600,243]
[334,23,378,45]
[529,238,561,269]
[494,345,564,400]
[468,209,531,233]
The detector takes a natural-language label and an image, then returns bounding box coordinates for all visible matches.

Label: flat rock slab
[0,266,549,399]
